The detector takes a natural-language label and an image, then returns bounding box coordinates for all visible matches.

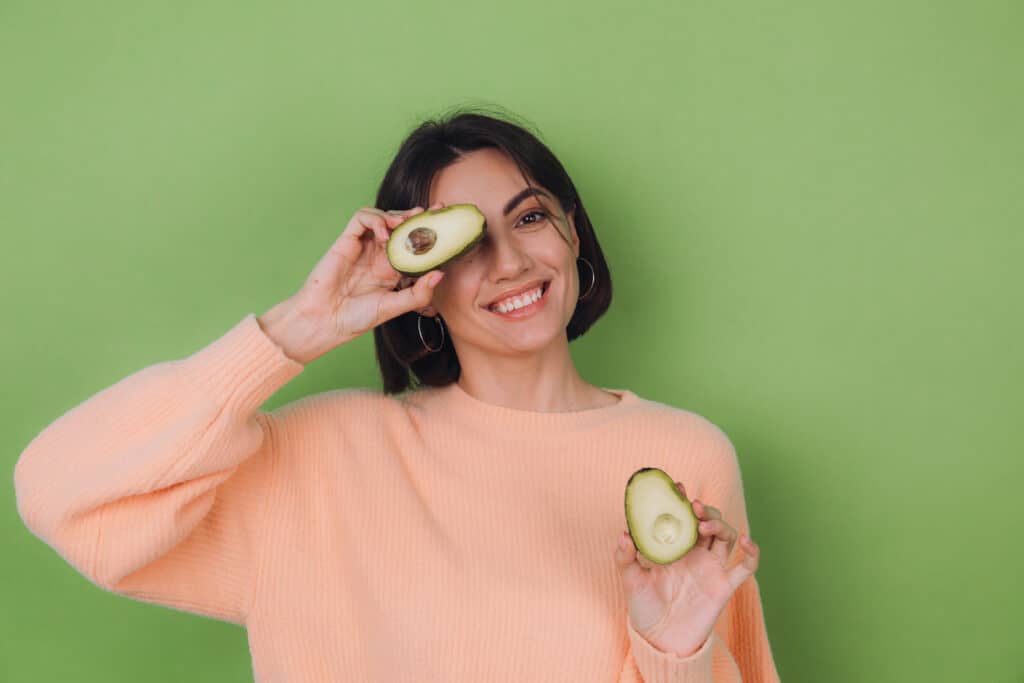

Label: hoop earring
[577,257,596,301]
[417,313,445,353]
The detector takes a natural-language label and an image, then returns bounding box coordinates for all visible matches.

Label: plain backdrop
[2,1,1022,681]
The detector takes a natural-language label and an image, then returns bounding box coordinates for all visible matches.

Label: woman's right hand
[258,202,447,364]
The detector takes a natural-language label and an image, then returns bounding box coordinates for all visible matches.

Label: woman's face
[411,147,581,356]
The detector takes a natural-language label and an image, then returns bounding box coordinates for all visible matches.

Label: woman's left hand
[613,480,760,658]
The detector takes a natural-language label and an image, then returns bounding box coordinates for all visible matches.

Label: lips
[482,280,550,309]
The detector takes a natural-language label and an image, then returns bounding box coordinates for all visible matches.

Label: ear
[567,204,580,258]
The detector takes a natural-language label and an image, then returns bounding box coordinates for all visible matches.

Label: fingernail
[429,272,444,287]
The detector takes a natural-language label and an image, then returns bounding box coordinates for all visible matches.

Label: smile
[487,281,550,319]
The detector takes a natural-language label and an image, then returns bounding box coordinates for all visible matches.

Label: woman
[14,108,779,681]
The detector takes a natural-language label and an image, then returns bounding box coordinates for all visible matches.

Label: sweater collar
[419,381,640,435]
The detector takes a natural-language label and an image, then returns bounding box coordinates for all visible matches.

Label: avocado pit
[405,227,437,255]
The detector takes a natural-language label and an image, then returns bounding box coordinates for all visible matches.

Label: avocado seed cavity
[651,513,682,545]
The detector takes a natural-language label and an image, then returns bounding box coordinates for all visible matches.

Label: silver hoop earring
[577,257,596,301]
[417,313,445,353]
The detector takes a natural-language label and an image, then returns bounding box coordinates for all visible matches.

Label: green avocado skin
[624,466,699,565]
[387,204,487,277]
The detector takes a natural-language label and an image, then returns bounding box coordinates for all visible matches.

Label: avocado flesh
[386,204,486,277]
[624,467,699,565]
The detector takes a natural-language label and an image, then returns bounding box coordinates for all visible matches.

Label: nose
[482,229,531,279]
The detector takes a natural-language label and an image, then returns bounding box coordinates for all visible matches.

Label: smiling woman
[14,105,779,683]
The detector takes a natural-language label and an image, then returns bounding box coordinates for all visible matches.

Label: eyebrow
[503,187,554,216]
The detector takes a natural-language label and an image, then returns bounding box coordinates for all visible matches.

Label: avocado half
[624,467,699,565]
[386,204,486,277]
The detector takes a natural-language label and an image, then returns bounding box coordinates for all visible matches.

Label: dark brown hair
[372,105,613,395]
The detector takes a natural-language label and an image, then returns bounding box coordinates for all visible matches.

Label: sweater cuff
[626,613,714,683]
[180,313,305,416]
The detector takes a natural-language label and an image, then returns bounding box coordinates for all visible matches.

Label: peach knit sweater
[14,313,780,682]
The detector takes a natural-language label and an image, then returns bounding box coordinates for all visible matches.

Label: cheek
[436,275,477,314]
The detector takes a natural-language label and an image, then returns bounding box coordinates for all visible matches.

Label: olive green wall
[2,1,1021,681]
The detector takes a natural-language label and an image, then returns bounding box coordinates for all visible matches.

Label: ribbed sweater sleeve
[706,433,779,682]
[13,313,304,626]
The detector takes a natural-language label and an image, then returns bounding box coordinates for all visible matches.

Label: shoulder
[628,395,750,515]
[632,393,736,450]
[265,387,410,435]
[629,393,741,473]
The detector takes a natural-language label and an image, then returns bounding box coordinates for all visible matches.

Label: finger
[614,531,635,568]
[690,500,710,550]
[383,206,426,230]
[614,531,648,594]
[397,206,427,218]
[342,208,384,240]
[354,210,392,244]
[376,269,445,322]
[674,480,687,498]
[387,204,438,215]
[727,535,760,593]
[698,519,738,563]
[635,551,656,571]
[693,499,722,551]
[326,211,389,274]
[618,530,656,571]
[692,500,722,522]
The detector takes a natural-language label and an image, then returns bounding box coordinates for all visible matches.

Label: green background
[3,1,1021,681]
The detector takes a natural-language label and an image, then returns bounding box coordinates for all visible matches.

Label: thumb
[380,270,445,322]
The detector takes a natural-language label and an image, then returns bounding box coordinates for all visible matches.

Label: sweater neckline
[428,380,640,434]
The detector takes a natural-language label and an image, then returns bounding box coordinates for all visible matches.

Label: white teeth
[490,285,544,313]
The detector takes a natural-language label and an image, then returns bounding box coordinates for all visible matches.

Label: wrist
[257,298,326,365]
[632,618,708,659]
[650,633,709,659]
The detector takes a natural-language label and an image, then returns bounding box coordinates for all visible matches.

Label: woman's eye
[516,210,547,228]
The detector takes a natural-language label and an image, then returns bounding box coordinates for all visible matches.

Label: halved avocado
[386,204,486,277]
[624,467,699,565]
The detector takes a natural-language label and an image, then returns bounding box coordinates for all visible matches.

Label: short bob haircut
[372,105,613,395]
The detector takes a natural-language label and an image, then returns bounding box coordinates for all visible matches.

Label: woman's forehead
[429,150,548,208]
